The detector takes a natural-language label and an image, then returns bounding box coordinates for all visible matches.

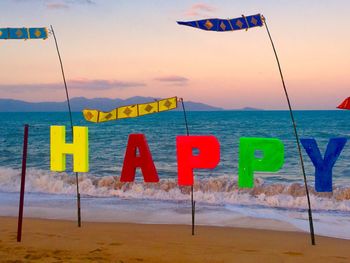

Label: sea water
[0,111,350,239]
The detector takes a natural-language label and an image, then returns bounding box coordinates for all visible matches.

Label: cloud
[13,0,95,9]
[46,0,95,9]
[68,79,146,90]
[154,75,189,85]
[185,3,216,17]
[0,79,146,93]
[46,2,69,9]
[66,0,95,4]
[48,0,95,9]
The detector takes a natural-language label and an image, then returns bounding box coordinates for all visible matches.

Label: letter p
[239,137,284,188]
[50,126,89,172]
[176,135,220,186]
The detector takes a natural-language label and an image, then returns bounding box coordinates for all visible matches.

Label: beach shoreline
[1,216,349,262]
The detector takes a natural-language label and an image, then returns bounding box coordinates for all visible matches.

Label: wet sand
[0,216,349,262]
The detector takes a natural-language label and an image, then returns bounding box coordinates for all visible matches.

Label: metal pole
[180,98,195,235]
[262,16,315,245]
[50,25,81,228]
[17,124,29,242]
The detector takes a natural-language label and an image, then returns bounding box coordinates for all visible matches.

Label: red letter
[176,135,220,186]
[120,134,159,183]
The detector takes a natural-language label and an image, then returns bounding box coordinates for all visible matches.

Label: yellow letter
[50,126,89,172]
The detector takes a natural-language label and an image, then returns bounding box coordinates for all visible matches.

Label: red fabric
[120,134,159,183]
[176,135,220,186]
[337,97,350,110]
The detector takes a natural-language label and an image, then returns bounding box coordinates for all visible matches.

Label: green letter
[239,137,284,188]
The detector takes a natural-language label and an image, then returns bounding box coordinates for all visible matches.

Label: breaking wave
[1,167,350,211]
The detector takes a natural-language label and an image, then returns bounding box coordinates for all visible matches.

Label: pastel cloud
[66,0,95,4]
[154,76,189,85]
[46,2,69,9]
[185,3,216,17]
[0,79,146,93]
[13,0,95,9]
[68,79,146,90]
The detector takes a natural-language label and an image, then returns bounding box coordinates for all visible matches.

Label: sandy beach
[0,217,349,262]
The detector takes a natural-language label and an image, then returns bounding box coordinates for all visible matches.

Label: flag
[337,97,350,110]
[0,27,48,40]
[83,97,178,123]
[28,28,48,39]
[177,14,263,32]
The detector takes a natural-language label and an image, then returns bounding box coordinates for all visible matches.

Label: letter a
[50,126,89,172]
[120,134,159,183]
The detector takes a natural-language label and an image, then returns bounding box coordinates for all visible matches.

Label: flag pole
[180,98,195,235]
[262,16,315,245]
[50,25,81,228]
[17,124,29,242]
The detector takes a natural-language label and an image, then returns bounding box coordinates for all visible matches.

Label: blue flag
[0,27,48,40]
[177,14,263,32]
[28,28,48,39]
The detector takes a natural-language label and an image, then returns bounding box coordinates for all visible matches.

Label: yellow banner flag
[83,97,178,123]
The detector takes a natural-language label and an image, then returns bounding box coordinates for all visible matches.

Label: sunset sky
[0,0,349,109]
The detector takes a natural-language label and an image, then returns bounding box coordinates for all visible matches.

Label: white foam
[1,167,350,212]
[1,167,350,239]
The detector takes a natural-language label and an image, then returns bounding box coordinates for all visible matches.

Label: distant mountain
[0,97,224,112]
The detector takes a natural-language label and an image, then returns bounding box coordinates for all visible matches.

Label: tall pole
[262,17,315,245]
[17,124,29,242]
[180,98,195,235]
[50,25,81,228]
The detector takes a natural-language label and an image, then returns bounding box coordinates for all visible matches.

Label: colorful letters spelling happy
[50,126,348,192]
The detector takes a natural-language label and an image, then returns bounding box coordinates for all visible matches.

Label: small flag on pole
[177,14,263,32]
[0,27,48,40]
[337,97,350,110]
[177,13,317,246]
[83,97,178,123]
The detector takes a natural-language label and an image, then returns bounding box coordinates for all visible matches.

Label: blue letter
[301,138,347,192]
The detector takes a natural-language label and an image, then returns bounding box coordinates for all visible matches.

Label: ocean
[0,111,350,239]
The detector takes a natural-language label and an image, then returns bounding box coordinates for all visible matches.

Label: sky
[0,0,349,109]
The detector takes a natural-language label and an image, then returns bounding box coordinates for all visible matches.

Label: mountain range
[0,97,261,112]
